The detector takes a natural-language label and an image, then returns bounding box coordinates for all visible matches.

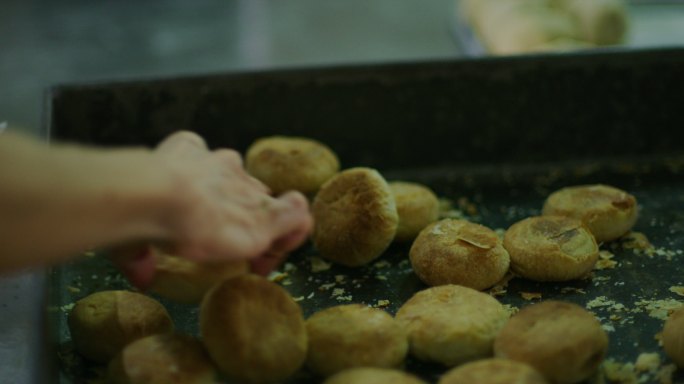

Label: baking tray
[47,47,684,383]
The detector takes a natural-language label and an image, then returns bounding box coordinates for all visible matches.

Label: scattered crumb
[609,314,622,321]
[634,299,683,320]
[587,296,618,309]
[621,232,652,250]
[336,295,353,302]
[561,287,587,294]
[373,260,391,269]
[595,250,618,270]
[282,279,293,286]
[602,359,638,383]
[375,300,390,308]
[503,304,519,317]
[83,250,96,258]
[668,286,684,297]
[310,257,332,273]
[60,303,75,313]
[602,323,616,333]
[488,272,515,297]
[375,275,388,281]
[268,271,288,283]
[318,283,336,291]
[334,275,346,283]
[331,288,345,297]
[292,296,305,302]
[520,292,542,300]
[67,286,81,294]
[307,292,315,300]
[283,262,297,273]
[634,352,660,373]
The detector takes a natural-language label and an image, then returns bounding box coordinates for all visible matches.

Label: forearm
[0,133,174,271]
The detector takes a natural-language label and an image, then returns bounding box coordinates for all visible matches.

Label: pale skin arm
[0,131,313,287]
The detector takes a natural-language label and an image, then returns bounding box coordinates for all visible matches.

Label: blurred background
[1,0,684,137]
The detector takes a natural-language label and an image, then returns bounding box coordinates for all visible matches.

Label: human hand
[114,131,313,289]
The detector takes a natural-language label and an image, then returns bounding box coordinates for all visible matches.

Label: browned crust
[305,304,408,376]
[542,184,638,242]
[663,307,684,368]
[199,274,307,383]
[323,367,427,384]
[438,358,548,384]
[395,285,509,366]
[245,136,340,195]
[409,219,510,290]
[312,167,398,266]
[389,181,440,242]
[68,290,174,363]
[503,215,599,281]
[493,300,609,384]
[108,333,216,384]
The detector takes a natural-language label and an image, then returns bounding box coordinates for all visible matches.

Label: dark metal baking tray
[48,47,684,383]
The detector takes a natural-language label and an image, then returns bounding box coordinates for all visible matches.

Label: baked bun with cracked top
[542,184,637,242]
[410,219,510,290]
[246,136,340,196]
[200,274,307,383]
[305,304,408,377]
[503,215,598,281]
[68,290,174,363]
[312,167,398,267]
[494,300,609,384]
[395,285,509,366]
[389,181,440,242]
[438,358,548,384]
[108,333,217,384]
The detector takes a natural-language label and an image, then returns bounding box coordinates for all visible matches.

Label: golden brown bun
[503,215,598,281]
[389,181,440,242]
[305,304,408,377]
[246,136,340,196]
[494,300,608,384]
[542,184,638,242]
[68,290,174,363]
[199,274,307,383]
[438,358,548,384]
[395,285,509,366]
[409,219,510,290]
[148,246,248,304]
[663,307,684,368]
[312,167,399,266]
[323,367,426,384]
[108,333,216,384]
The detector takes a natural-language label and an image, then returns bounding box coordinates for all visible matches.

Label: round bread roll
[503,215,598,281]
[438,358,548,384]
[558,0,628,45]
[323,367,426,384]
[663,306,684,368]
[306,304,408,377]
[409,219,510,290]
[494,300,608,384]
[148,246,248,304]
[108,333,217,384]
[312,167,399,267]
[68,290,174,363]
[542,184,638,242]
[200,274,307,383]
[389,181,440,242]
[245,136,340,196]
[395,285,509,366]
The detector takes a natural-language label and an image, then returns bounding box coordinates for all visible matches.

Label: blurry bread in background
[459,0,628,55]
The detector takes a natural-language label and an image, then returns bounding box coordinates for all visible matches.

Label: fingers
[156,131,208,156]
[110,245,157,290]
[268,191,313,240]
[214,149,271,194]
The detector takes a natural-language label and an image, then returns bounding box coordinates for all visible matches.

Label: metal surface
[47,48,684,383]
